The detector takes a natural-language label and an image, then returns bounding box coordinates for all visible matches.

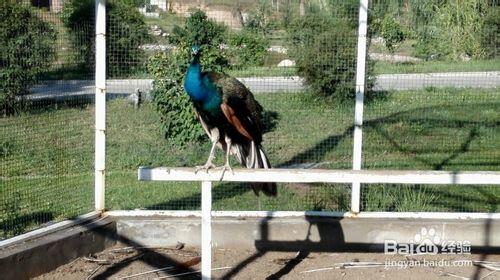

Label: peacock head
[191,45,201,57]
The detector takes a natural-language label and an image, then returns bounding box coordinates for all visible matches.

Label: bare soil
[35,245,500,280]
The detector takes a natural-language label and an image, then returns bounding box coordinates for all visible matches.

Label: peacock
[183,46,277,197]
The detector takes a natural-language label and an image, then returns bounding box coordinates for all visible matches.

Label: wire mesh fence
[103,0,498,212]
[360,184,499,213]
[1,0,499,239]
[104,0,359,212]
[1,1,94,239]
[362,0,500,212]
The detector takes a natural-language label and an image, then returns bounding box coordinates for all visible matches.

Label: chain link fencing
[1,0,499,240]
[1,0,95,239]
[361,0,499,212]
[104,0,498,213]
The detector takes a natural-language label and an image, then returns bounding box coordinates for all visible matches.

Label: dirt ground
[35,245,500,280]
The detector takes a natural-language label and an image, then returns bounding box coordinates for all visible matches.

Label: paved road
[27,72,500,102]
[374,71,500,91]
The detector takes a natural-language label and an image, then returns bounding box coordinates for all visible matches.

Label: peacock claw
[195,163,216,174]
[218,164,234,181]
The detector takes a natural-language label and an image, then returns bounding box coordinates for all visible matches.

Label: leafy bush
[287,15,373,102]
[280,0,294,28]
[304,0,359,28]
[373,14,406,53]
[287,14,337,49]
[228,30,269,69]
[411,0,489,60]
[408,0,446,29]
[412,25,445,60]
[122,0,147,7]
[0,0,56,115]
[148,52,205,145]
[481,6,500,58]
[435,0,487,60]
[61,0,150,77]
[148,10,228,145]
[244,0,274,35]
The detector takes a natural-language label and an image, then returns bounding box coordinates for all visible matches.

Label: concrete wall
[0,218,116,280]
[114,216,500,252]
[1,215,499,279]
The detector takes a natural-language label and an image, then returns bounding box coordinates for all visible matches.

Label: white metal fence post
[352,0,369,214]
[95,0,106,212]
[201,181,213,279]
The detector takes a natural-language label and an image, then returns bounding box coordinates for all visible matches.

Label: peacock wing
[193,106,213,138]
[193,102,227,152]
[207,73,264,143]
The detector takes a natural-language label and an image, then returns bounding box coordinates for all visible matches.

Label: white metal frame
[352,0,369,214]
[105,210,500,220]
[138,167,500,185]
[95,0,106,212]
[137,167,500,279]
[90,0,500,279]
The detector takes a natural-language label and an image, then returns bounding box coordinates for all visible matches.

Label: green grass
[374,58,500,75]
[1,88,499,238]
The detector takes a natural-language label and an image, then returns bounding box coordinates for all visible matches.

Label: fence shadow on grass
[145,182,252,210]
[140,102,499,212]
[128,101,500,278]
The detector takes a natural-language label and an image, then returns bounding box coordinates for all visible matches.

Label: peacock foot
[195,162,217,174]
[218,163,234,181]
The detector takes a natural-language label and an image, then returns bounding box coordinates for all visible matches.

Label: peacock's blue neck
[184,55,222,113]
[184,56,205,101]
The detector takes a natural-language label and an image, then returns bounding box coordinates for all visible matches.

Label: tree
[148,10,229,145]
[287,14,374,102]
[0,0,56,114]
[410,0,489,60]
[61,0,151,77]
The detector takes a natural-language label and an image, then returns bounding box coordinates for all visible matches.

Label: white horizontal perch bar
[105,210,500,220]
[138,167,500,185]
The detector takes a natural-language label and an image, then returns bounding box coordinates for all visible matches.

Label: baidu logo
[384,227,471,255]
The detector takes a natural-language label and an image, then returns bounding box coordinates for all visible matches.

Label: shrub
[481,6,500,58]
[408,0,446,29]
[148,10,228,145]
[412,25,445,60]
[244,0,274,35]
[61,0,150,77]
[0,0,56,115]
[411,0,489,60]
[280,0,293,28]
[434,0,487,60]
[148,52,205,145]
[374,14,406,53]
[287,14,337,49]
[122,0,147,7]
[228,30,269,69]
[287,15,373,102]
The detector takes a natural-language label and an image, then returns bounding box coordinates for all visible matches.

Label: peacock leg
[195,128,219,173]
[219,135,234,180]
